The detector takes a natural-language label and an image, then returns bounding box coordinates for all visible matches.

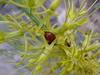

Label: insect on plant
[44,32,56,44]
[0,0,100,75]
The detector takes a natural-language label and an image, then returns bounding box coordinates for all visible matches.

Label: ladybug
[44,32,56,44]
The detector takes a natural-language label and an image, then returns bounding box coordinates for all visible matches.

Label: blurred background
[0,0,100,75]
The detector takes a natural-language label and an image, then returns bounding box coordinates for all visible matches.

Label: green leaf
[53,63,62,71]
[0,32,6,43]
[79,10,87,16]
[36,65,42,72]
[64,22,76,30]
[0,0,6,5]
[68,8,75,20]
[28,59,36,63]
[14,0,24,4]
[27,0,36,8]
[0,17,4,20]
[82,35,89,48]
[49,0,61,11]
[75,17,88,26]
[60,61,73,75]
[84,44,100,52]
[36,0,46,7]
[22,8,43,27]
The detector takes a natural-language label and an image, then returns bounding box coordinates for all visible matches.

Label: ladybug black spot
[84,54,89,60]
[65,39,71,47]
[66,42,71,47]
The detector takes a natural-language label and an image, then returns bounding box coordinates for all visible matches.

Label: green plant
[0,0,100,75]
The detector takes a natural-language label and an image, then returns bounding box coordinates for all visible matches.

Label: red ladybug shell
[44,32,56,44]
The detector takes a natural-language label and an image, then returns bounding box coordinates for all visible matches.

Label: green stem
[8,0,43,27]
[22,8,43,27]
[6,30,23,39]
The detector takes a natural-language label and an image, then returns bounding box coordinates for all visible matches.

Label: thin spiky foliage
[0,0,100,75]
